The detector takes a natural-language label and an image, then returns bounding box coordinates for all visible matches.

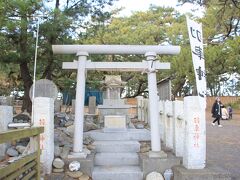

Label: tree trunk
[41,0,59,80]
[20,62,33,113]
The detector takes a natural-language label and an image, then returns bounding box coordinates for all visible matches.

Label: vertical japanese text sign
[186,17,206,109]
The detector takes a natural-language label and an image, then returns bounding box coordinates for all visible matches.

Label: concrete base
[140,152,181,178]
[172,165,231,180]
[148,151,167,158]
[65,153,94,177]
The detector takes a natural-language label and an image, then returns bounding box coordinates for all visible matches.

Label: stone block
[104,115,126,131]
[139,152,181,178]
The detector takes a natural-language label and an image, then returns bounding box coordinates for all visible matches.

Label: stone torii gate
[52,45,180,158]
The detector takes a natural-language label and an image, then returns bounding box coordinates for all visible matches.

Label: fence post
[137,96,144,121]
[158,100,164,141]
[173,100,184,157]
[165,100,174,149]
[0,106,13,159]
[162,101,167,145]
[33,97,54,174]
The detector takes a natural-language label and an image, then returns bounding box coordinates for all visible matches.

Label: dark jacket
[211,101,222,118]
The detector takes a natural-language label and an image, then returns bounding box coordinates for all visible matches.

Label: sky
[110,0,203,17]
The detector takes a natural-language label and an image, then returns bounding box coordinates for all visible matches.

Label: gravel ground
[206,111,240,180]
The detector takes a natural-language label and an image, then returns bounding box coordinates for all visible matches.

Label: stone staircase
[88,129,150,180]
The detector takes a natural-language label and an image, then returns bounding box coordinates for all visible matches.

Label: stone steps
[93,140,140,153]
[90,129,145,180]
[84,129,150,141]
[92,165,143,180]
[95,152,139,166]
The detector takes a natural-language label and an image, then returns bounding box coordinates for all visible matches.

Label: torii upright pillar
[70,52,88,158]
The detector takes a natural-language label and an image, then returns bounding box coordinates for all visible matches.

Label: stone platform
[84,129,151,141]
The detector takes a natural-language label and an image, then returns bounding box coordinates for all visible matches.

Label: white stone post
[162,101,167,145]
[71,52,88,158]
[165,100,174,149]
[145,52,165,157]
[173,100,184,157]
[158,100,164,141]
[106,88,110,99]
[0,106,13,159]
[143,99,149,124]
[183,96,206,169]
[33,97,54,175]
[71,99,75,114]
[54,99,62,112]
[136,96,143,121]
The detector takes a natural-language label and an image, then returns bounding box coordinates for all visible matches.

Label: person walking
[211,97,223,127]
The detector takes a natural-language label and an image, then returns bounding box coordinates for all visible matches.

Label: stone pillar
[165,100,174,149]
[105,88,110,99]
[162,101,167,145]
[136,96,144,121]
[145,52,164,156]
[71,52,88,158]
[88,96,96,114]
[6,96,14,106]
[0,106,13,159]
[54,99,62,112]
[0,96,7,105]
[33,97,54,174]
[72,99,75,114]
[158,100,164,141]
[143,99,149,124]
[183,96,206,169]
[173,100,184,157]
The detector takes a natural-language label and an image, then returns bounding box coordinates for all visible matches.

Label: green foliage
[1,0,240,101]
[0,0,116,112]
[82,6,195,97]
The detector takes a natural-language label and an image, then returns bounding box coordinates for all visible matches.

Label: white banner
[186,16,206,109]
